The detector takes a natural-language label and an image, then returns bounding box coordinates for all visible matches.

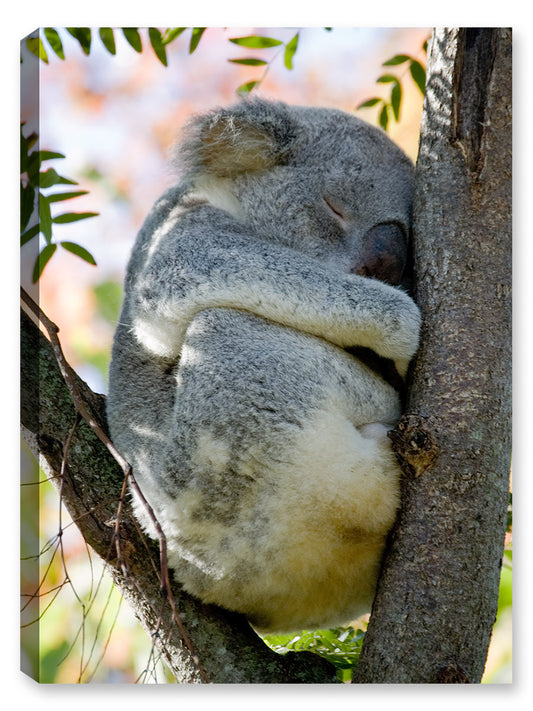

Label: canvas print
[20,27,511,684]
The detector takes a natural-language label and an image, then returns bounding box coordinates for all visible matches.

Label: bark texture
[353,28,512,683]
[20,308,338,683]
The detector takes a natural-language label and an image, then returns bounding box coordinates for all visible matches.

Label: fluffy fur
[107,98,420,633]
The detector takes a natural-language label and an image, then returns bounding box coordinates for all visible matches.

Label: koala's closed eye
[324,196,347,226]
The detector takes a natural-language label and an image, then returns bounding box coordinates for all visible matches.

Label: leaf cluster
[263,625,366,682]
[227,32,301,94]
[21,124,98,282]
[24,27,209,67]
[357,41,427,131]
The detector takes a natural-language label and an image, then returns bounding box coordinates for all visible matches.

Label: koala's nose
[351,223,407,286]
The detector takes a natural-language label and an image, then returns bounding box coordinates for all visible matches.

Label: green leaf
[409,60,426,94]
[39,193,53,242]
[26,36,48,63]
[228,58,268,66]
[43,28,65,60]
[383,54,411,66]
[25,152,40,183]
[391,81,402,121]
[20,125,37,172]
[60,241,97,265]
[39,168,77,189]
[379,104,389,131]
[21,183,36,233]
[357,97,381,109]
[122,28,142,52]
[33,243,57,282]
[229,35,283,49]
[47,190,89,203]
[38,150,65,165]
[149,28,168,65]
[52,212,99,224]
[21,125,38,154]
[66,28,92,55]
[21,223,40,246]
[236,80,260,95]
[99,28,116,55]
[377,73,398,84]
[20,129,30,174]
[162,27,187,45]
[284,33,299,70]
[189,27,206,54]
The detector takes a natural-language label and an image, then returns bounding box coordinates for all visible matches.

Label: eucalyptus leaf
[236,80,260,95]
[38,150,65,165]
[377,74,398,84]
[284,33,299,70]
[228,58,267,66]
[20,129,30,174]
[230,36,283,49]
[122,28,142,52]
[21,183,35,233]
[52,212,99,224]
[357,97,381,109]
[21,223,40,247]
[60,241,97,265]
[26,36,48,63]
[409,60,426,94]
[162,27,187,45]
[189,27,206,54]
[25,152,40,183]
[39,193,53,242]
[391,81,402,121]
[47,190,89,203]
[33,243,57,282]
[39,168,77,188]
[43,28,65,60]
[379,104,389,131]
[99,28,116,55]
[383,54,411,66]
[66,28,92,55]
[149,27,168,65]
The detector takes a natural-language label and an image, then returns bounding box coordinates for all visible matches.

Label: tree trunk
[20,308,338,683]
[353,27,512,684]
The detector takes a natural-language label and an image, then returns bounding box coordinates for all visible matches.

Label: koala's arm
[131,203,420,375]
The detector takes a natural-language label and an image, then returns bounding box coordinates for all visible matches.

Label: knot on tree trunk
[388,413,439,478]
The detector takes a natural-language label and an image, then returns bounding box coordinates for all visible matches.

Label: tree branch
[353,28,512,683]
[20,306,338,683]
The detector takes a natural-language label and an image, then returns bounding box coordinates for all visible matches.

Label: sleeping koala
[107,98,421,633]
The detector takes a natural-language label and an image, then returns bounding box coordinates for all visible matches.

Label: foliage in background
[357,40,427,130]
[22,27,427,281]
[20,123,98,282]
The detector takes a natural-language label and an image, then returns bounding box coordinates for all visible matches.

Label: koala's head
[175,98,415,287]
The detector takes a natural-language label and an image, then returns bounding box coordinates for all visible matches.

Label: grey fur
[107,98,421,633]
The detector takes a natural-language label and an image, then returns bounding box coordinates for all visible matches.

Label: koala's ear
[175,98,299,178]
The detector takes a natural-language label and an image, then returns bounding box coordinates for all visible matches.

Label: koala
[106,98,421,634]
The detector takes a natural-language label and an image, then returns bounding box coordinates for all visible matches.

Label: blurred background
[19,26,511,683]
